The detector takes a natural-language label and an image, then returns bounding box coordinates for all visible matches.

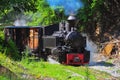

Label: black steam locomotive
[42,15,90,65]
[4,15,90,65]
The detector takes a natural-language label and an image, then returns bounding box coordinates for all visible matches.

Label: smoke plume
[13,15,27,26]
[47,0,83,15]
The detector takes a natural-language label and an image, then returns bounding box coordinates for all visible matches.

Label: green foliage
[26,0,66,26]
[0,0,66,26]
[0,0,38,23]
[0,0,37,14]
[77,0,104,31]
[5,39,20,60]
[0,30,20,60]
[0,30,5,53]
[0,53,26,80]
[0,75,9,80]
[21,47,32,64]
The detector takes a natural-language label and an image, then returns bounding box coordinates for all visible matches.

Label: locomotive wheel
[48,52,66,63]
[58,53,66,63]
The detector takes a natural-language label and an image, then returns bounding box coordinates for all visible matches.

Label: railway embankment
[0,53,119,80]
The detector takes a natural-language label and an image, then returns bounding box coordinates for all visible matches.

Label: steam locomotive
[43,15,90,65]
[4,15,90,65]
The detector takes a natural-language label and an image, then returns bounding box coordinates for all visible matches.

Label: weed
[0,75,9,80]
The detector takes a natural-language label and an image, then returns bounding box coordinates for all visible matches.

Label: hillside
[0,53,119,80]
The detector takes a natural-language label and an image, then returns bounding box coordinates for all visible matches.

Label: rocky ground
[89,54,120,79]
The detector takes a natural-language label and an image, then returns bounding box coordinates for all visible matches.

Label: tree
[26,0,66,26]
[77,0,120,42]
[0,0,66,26]
[0,0,37,24]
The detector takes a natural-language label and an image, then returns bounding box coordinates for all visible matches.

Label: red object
[65,53,85,65]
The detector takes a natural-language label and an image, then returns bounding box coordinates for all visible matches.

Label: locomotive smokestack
[67,14,76,31]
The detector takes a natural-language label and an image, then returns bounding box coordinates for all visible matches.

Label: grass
[0,75,9,80]
[20,57,113,80]
[0,53,115,80]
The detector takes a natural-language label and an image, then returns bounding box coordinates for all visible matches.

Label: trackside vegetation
[0,53,114,80]
[0,29,116,80]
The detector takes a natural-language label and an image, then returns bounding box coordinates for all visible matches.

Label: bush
[0,30,21,60]
[0,75,9,80]
[0,30,5,53]
[5,39,21,60]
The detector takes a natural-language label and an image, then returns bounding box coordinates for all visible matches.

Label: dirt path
[89,55,120,79]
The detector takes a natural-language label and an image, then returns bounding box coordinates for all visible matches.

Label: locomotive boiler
[42,15,90,65]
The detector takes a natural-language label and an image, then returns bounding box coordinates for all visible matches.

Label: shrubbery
[5,39,21,60]
[0,29,21,60]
